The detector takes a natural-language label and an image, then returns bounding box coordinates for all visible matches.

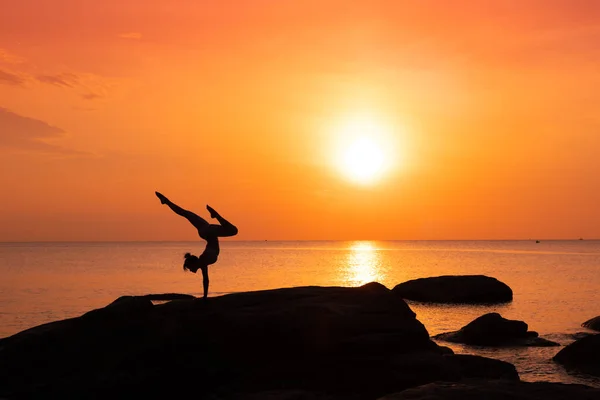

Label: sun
[333,116,394,185]
[340,137,386,184]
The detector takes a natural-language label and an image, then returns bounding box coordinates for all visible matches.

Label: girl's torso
[199,235,220,265]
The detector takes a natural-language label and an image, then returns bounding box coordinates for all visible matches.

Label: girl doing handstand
[155,191,238,298]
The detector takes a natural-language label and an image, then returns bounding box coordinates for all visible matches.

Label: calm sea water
[1,240,599,387]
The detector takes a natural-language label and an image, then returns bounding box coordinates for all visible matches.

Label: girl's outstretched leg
[206,205,238,237]
[155,192,209,230]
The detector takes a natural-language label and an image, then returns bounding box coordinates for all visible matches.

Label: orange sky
[1,0,599,241]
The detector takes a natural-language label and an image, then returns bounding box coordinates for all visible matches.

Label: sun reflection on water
[343,241,385,286]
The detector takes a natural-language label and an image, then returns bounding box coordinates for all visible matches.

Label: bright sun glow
[332,115,396,185]
[341,137,386,184]
[345,241,384,286]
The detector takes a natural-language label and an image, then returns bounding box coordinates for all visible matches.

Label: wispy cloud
[118,32,142,40]
[35,72,106,100]
[0,108,90,156]
[75,73,109,100]
[0,69,25,86]
[0,49,24,64]
[81,92,102,101]
[0,49,109,99]
[36,72,78,88]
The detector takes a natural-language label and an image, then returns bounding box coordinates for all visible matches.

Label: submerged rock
[582,316,600,332]
[0,283,519,399]
[378,380,600,400]
[392,275,512,304]
[569,332,595,341]
[433,313,560,347]
[554,333,600,377]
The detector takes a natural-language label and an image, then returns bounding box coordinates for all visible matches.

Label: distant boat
[535,240,541,243]
[579,238,584,240]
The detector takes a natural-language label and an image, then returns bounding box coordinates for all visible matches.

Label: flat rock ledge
[433,313,560,347]
[392,275,512,304]
[378,380,600,400]
[554,333,600,377]
[0,283,520,399]
[582,316,600,332]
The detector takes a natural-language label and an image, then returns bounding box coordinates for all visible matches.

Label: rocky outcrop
[392,275,512,304]
[0,283,520,399]
[433,313,560,347]
[582,316,600,331]
[554,333,600,377]
[378,380,600,400]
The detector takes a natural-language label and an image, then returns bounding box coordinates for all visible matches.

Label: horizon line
[0,238,596,243]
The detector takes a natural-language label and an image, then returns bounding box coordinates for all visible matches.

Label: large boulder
[553,333,600,377]
[582,316,600,331]
[392,275,512,304]
[378,380,600,400]
[434,313,560,347]
[0,283,519,399]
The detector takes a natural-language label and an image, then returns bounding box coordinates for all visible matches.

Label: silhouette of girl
[155,192,238,298]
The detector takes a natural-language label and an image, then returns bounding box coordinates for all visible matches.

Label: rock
[444,354,519,380]
[0,283,519,399]
[433,313,560,347]
[392,275,512,304]
[554,333,600,377]
[84,295,154,319]
[230,390,347,400]
[582,316,600,331]
[570,332,595,340]
[142,293,195,301]
[378,380,600,400]
[437,345,454,355]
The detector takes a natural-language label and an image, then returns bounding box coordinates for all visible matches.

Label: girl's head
[183,252,203,273]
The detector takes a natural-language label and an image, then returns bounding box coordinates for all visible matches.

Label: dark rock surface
[392,275,512,304]
[433,313,560,347]
[142,293,196,301]
[444,354,518,380]
[583,316,600,332]
[229,390,342,400]
[378,380,600,400]
[0,283,519,399]
[554,333,600,377]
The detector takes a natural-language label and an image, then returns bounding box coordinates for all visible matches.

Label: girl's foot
[155,191,168,204]
[206,205,218,219]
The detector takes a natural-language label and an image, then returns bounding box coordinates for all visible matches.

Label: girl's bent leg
[206,205,238,237]
[156,192,208,230]
[204,222,238,237]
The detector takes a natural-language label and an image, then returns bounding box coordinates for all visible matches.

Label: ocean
[1,240,599,387]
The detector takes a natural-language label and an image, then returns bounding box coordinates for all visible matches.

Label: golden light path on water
[343,241,386,286]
